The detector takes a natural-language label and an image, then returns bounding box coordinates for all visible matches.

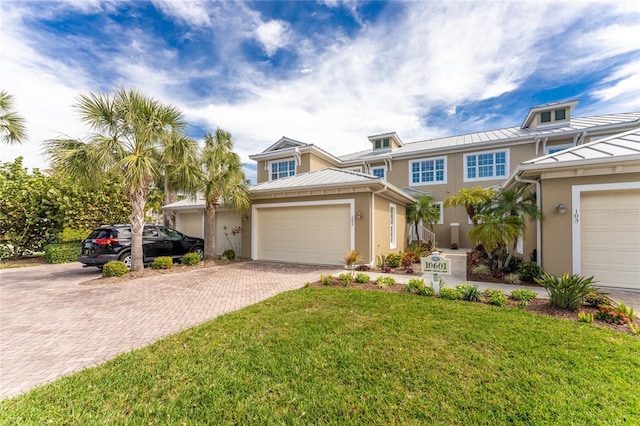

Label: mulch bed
[309,279,637,337]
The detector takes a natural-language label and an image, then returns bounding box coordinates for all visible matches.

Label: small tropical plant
[102,260,129,277]
[471,264,491,275]
[578,311,594,323]
[405,278,426,294]
[440,288,463,300]
[615,301,635,321]
[339,273,352,286]
[488,290,508,307]
[630,322,640,336]
[595,304,630,325]
[456,284,482,302]
[418,286,435,297]
[518,261,545,282]
[584,292,610,307]
[504,273,521,285]
[343,249,362,278]
[222,249,235,260]
[535,273,598,310]
[401,251,420,269]
[320,274,333,286]
[385,253,402,268]
[511,289,538,302]
[354,273,370,283]
[516,300,528,309]
[182,253,201,266]
[376,276,396,287]
[151,256,173,269]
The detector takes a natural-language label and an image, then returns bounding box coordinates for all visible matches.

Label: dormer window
[555,109,566,120]
[270,159,296,180]
[541,111,551,123]
[374,138,390,149]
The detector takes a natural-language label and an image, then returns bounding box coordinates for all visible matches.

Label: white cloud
[255,20,290,57]
[151,0,213,27]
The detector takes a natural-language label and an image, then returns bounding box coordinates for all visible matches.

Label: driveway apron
[0,261,333,399]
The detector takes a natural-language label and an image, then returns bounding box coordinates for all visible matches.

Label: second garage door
[580,188,640,289]
[255,203,352,265]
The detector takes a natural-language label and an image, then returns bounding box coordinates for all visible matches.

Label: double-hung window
[409,157,446,186]
[464,149,508,182]
[270,159,296,180]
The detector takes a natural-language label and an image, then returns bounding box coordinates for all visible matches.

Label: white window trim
[408,156,447,186]
[389,203,397,249]
[571,181,640,276]
[545,143,573,155]
[463,149,510,183]
[435,202,444,225]
[268,158,296,181]
[371,166,386,179]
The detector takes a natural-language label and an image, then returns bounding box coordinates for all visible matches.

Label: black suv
[79,224,205,269]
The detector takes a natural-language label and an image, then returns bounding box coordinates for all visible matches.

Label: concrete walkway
[0,261,334,399]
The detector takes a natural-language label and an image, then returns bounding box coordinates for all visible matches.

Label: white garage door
[256,203,352,265]
[581,189,640,289]
[178,212,203,238]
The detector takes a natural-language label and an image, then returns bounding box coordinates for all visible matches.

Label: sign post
[420,252,451,295]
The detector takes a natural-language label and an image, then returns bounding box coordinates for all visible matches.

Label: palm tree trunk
[414,222,421,245]
[129,186,148,272]
[204,201,216,261]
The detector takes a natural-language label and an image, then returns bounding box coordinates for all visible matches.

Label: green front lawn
[2,289,639,425]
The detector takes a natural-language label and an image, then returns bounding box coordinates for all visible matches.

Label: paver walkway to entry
[0,261,334,399]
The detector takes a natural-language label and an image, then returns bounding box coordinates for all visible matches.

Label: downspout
[370,183,388,266]
[577,131,587,145]
[515,174,541,265]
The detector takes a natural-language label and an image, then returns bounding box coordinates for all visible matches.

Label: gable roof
[521,98,579,129]
[261,136,310,153]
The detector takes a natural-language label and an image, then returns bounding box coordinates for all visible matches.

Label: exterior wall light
[242,215,249,221]
[555,203,567,214]
[356,211,363,219]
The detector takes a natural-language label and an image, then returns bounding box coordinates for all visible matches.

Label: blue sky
[2,0,639,183]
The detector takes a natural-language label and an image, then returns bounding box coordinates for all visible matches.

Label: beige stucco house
[164,98,640,289]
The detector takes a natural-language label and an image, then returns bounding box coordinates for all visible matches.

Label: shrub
[222,249,235,260]
[44,243,79,264]
[102,260,128,277]
[595,304,630,325]
[382,266,391,273]
[488,290,508,307]
[584,292,610,307]
[518,261,545,282]
[504,273,521,285]
[630,323,640,336]
[516,300,528,309]
[182,253,201,266]
[151,256,173,270]
[419,286,435,297]
[354,273,370,283]
[616,302,636,321]
[456,284,482,302]
[535,273,598,310]
[578,311,594,323]
[57,228,88,243]
[505,256,525,274]
[440,288,463,300]
[386,253,402,268]
[376,276,396,287]
[471,264,491,275]
[339,273,352,286]
[511,289,538,302]
[401,251,420,268]
[320,274,333,286]
[355,264,370,271]
[405,278,425,294]
[343,249,362,274]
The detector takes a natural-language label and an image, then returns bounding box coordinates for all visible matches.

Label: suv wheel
[191,246,204,259]
[118,252,132,269]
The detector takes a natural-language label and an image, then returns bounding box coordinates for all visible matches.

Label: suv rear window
[87,228,131,239]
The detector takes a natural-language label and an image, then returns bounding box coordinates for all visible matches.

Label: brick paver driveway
[0,261,334,399]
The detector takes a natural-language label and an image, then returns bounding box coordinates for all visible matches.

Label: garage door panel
[581,189,640,289]
[256,204,351,265]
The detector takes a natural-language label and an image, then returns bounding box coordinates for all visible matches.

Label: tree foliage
[406,194,440,245]
[0,90,28,144]
[0,158,130,258]
[443,186,495,225]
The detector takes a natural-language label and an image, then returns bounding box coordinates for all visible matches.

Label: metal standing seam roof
[250,167,382,191]
[522,127,640,166]
[336,112,640,162]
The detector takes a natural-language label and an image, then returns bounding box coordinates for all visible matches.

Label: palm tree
[201,128,251,261]
[481,184,543,268]
[406,194,440,245]
[43,88,197,271]
[443,186,495,226]
[0,90,28,144]
[468,213,524,273]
